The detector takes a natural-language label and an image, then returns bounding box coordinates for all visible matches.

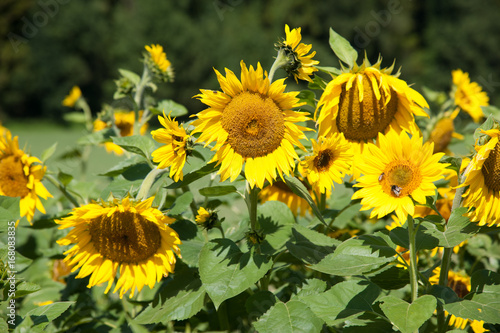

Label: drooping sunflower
[259,180,311,217]
[151,113,191,182]
[429,268,486,333]
[56,196,181,299]
[0,130,52,222]
[352,130,448,223]
[145,44,174,82]
[300,133,353,194]
[315,57,429,154]
[62,86,82,108]
[277,24,319,83]
[191,60,311,189]
[94,110,148,155]
[461,129,500,226]
[428,108,464,154]
[452,69,489,123]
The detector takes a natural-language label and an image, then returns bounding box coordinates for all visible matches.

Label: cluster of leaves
[0,27,500,333]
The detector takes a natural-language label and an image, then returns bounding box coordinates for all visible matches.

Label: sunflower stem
[268,49,288,83]
[133,64,151,131]
[407,215,419,303]
[245,182,260,232]
[136,167,166,201]
[45,174,79,208]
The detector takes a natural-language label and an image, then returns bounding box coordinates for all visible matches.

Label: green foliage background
[1,0,500,121]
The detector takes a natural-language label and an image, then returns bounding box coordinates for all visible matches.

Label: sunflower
[145,44,174,82]
[62,86,82,108]
[195,207,219,230]
[151,113,190,182]
[429,268,486,333]
[191,60,311,189]
[259,180,311,217]
[56,196,181,299]
[300,133,353,194]
[461,129,500,226]
[352,130,448,223]
[428,108,464,154]
[315,57,429,155]
[452,69,489,123]
[93,110,148,155]
[0,130,52,222]
[277,24,319,83]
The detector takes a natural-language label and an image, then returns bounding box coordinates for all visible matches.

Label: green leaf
[258,201,296,255]
[440,155,462,176]
[308,75,328,90]
[471,269,500,293]
[474,114,496,140]
[284,175,326,225]
[380,295,437,333]
[77,128,114,145]
[198,239,273,309]
[253,300,323,333]
[389,225,440,251]
[0,196,20,223]
[296,278,327,298]
[62,111,86,124]
[310,237,394,276]
[198,185,237,197]
[151,99,189,117]
[167,163,218,189]
[421,207,479,248]
[298,279,381,326]
[315,65,342,76]
[245,291,277,318]
[329,28,358,68]
[112,135,155,160]
[18,301,74,331]
[57,171,73,187]
[118,68,141,85]
[168,191,194,216]
[40,142,58,163]
[368,265,410,290]
[286,225,339,265]
[99,155,148,177]
[297,90,316,108]
[444,293,500,324]
[177,240,204,267]
[12,281,41,298]
[483,105,500,119]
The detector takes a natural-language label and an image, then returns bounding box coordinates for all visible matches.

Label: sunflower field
[1,26,500,333]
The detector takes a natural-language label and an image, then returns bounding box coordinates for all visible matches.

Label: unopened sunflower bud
[145,44,175,83]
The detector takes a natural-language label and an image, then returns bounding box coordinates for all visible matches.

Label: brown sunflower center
[449,279,469,298]
[481,141,500,191]
[88,211,161,263]
[221,92,285,158]
[337,74,398,142]
[117,118,133,137]
[380,160,421,198]
[0,155,30,197]
[430,118,454,153]
[314,149,335,172]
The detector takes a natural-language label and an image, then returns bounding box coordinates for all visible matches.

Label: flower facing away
[195,207,220,230]
[192,60,311,189]
[277,24,319,83]
[428,108,464,154]
[56,196,181,299]
[62,86,82,108]
[151,113,191,182]
[315,57,429,154]
[429,268,486,333]
[145,44,174,82]
[259,180,311,217]
[300,133,353,194]
[461,129,500,226]
[352,130,448,223]
[93,110,148,155]
[0,130,52,222]
[452,69,489,123]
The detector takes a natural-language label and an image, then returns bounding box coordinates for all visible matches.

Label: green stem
[76,98,94,133]
[136,167,166,201]
[133,64,151,133]
[245,182,260,232]
[268,49,288,83]
[217,301,230,332]
[45,174,79,207]
[407,215,419,303]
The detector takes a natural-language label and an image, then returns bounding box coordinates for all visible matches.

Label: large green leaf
[253,300,323,333]
[286,225,339,265]
[379,295,437,333]
[0,197,20,228]
[199,185,237,197]
[258,201,296,255]
[152,99,189,117]
[298,279,381,326]
[444,293,500,324]
[198,239,272,309]
[16,301,74,331]
[166,163,218,189]
[284,175,326,225]
[329,28,358,68]
[112,135,155,160]
[168,191,194,216]
[389,225,439,251]
[310,237,394,275]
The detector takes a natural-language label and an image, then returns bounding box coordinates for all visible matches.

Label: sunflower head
[62,86,82,108]
[151,113,192,182]
[145,44,174,82]
[0,130,52,223]
[428,108,464,154]
[452,69,489,123]
[316,56,429,154]
[56,195,181,299]
[93,110,149,155]
[195,207,221,230]
[275,24,319,82]
[352,130,448,222]
[191,60,311,189]
[301,133,353,194]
